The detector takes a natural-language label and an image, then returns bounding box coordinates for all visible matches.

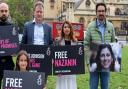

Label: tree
[7,0,34,33]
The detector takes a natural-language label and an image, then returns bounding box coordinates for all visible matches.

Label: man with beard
[0,3,14,88]
[84,3,115,89]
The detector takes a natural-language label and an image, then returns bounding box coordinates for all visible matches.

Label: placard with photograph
[89,43,121,72]
[20,44,52,75]
[20,45,85,75]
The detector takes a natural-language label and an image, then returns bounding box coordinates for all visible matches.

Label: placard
[3,70,45,89]
[89,43,121,72]
[20,45,52,75]
[0,25,19,56]
[52,45,85,75]
[20,45,85,75]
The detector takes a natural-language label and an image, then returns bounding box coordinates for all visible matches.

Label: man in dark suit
[21,1,53,89]
[22,2,52,45]
[0,2,14,89]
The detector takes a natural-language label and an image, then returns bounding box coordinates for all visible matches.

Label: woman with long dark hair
[55,21,77,89]
[15,50,29,71]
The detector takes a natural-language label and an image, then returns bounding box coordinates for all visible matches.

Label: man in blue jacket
[21,1,53,89]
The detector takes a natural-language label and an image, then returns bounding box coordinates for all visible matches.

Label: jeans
[89,71,110,89]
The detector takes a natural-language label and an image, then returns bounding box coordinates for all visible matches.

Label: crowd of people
[0,1,121,89]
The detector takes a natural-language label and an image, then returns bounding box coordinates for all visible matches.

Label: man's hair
[33,1,44,11]
[96,3,107,12]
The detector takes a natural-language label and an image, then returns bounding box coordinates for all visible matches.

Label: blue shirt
[34,23,44,45]
[97,19,105,43]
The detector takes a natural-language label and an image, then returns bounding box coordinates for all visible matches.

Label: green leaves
[7,0,34,33]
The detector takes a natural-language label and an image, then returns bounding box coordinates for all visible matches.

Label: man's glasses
[97,10,105,13]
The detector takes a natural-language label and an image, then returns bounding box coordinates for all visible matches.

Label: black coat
[0,21,14,80]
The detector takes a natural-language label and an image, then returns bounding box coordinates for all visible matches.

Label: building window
[79,17,85,24]
[50,0,55,9]
[121,21,128,30]
[50,0,55,2]
[85,0,91,7]
[107,7,110,15]
[63,4,66,12]
[87,20,90,25]
[70,3,73,9]
[115,8,121,15]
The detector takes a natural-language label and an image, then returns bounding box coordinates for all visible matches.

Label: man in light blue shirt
[84,3,115,89]
[22,1,52,45]
[22,1,53,89]
[33,20,45,45]
[97,19,105,42]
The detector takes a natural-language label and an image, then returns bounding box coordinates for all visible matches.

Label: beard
[98,15,105,21]
[0,15,8,22]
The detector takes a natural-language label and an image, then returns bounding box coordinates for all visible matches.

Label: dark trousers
[43,75,48,88]
[0,56,14,89]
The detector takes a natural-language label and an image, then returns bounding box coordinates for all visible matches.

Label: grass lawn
[46,46,128,89]
[1,46,128,89]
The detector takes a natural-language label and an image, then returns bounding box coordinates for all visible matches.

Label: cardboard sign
[0,25,19,56]
[52,45,85,75]
[20,45,52,75]
[3,70,45,89]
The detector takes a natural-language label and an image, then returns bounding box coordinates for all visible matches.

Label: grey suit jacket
[22,21,53,45]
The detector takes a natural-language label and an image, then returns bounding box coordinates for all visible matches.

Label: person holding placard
[84,3,116,89]
[15,50,29,71]
[0,2,14,88]
[54,21,77,89]
[21,1,53,89]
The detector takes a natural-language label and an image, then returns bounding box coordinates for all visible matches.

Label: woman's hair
[95,44,115,71]
[61,21,76,41]
[15,50,29,71]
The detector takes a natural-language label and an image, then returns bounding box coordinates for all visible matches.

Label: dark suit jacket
[0,21,14,81]
[22,21,53,45]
